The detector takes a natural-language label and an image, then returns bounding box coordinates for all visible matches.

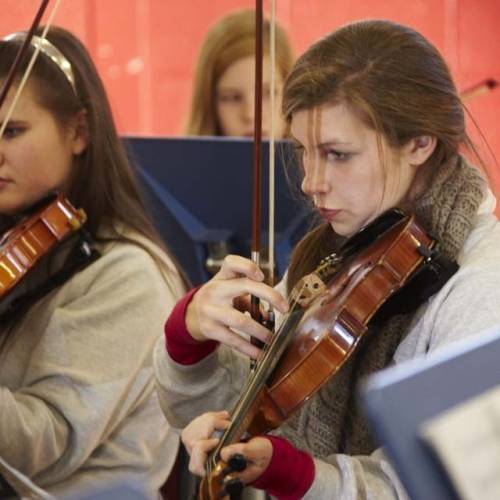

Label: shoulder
[396,204,500,360]
[61,231,186,309]
[418,211,500,346]
[458,208,500,268]
[441,204,500,300]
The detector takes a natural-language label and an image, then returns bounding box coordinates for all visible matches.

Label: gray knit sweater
[0,230,185,498]
[154,191,500,499]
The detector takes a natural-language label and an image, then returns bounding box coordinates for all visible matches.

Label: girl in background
[185,9,294,138]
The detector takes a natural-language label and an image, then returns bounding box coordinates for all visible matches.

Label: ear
[69,109,90,156]
[401,135,437,166]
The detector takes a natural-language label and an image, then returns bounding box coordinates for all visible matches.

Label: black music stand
[360,326,500,500]
[125,136,315,285]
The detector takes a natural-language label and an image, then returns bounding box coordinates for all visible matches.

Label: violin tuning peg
[222,477,244,499]
[228,453,247,472]
[221,453,247,477]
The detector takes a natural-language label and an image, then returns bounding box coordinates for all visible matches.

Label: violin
[0,193,87,300]
[200,209,438,499]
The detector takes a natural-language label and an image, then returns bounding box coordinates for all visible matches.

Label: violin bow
[0,0,63,139]
[249,0,264,324]
[268,0,277,288]
[250,0,277,316]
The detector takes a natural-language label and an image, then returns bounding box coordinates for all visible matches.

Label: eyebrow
[0,118,25,122]
[0,119,25,126]
[317,140,353,147]
[289,137,353,148]
[216,87,239,91]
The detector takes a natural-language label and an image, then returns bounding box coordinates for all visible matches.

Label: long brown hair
[0,26,188,285]
[282,20,477,291]
[185,9,294,136]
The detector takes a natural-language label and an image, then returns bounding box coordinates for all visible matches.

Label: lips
[317,207,341,221]
[0,177,13,190]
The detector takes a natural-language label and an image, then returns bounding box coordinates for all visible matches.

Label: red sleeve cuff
[164,286,218,365]
[252,435,315,499]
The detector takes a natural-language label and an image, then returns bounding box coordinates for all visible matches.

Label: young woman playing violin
[154,20,500,499]
[0,27,186,497]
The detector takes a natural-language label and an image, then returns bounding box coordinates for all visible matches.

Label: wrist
[251,435,315,499]
[185,299,206,342]
[164,287,218,365]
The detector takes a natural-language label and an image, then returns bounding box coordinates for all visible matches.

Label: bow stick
[0,0,63,139]
[268,0,276,287]
[249,0,265,337]
[250,0,277,333]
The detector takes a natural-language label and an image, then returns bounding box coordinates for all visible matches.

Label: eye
[217,92,243,104]
[324,149,351,163]
[2,124,24,139]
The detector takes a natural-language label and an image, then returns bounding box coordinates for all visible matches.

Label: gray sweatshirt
[0,230,185,498]
[155,192,500,499]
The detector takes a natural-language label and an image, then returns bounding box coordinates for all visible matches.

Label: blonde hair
[185,9,294,136]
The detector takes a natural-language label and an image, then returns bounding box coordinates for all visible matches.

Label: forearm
[253,437,408,500]
[305,449,409,500]
[155,286,253,427]
[154,338,249,428]
[0,387,69,475]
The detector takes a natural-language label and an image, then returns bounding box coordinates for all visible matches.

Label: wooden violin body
[200,210,434,499]
[248,212,432,434]
[0,194,87,299]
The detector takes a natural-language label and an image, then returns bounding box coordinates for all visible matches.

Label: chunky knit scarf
[276,154,486,457]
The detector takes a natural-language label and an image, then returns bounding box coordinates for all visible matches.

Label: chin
[0,196,34,217]
[0,200,20,217]
[330,221,352,237]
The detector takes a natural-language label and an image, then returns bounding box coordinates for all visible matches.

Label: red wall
[1,0,499,202]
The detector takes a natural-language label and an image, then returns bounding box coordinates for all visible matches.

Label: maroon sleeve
[164,287,218,365]
[251,435,315,499]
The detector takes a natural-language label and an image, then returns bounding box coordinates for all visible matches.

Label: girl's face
[215,55,284,138]
[0,82,87,215]
[291,103,417,237]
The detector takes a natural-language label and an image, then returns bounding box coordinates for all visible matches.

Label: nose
[301,162,330,197]
[241,95,254,124]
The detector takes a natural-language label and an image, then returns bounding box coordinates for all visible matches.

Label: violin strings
[0,0,63,139]
[208,277,310,468]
